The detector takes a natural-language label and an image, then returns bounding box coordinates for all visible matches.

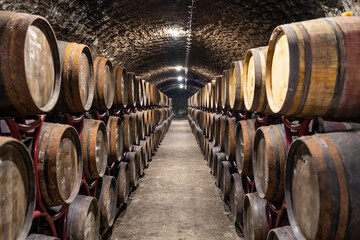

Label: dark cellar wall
[165,90,193,119]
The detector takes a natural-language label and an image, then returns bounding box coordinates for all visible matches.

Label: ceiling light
[167,29,181,37]
[180,84,184,89]
[175,66,183,71]
[177,76,183,81]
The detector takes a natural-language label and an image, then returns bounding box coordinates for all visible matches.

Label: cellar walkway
[107,120,241,240]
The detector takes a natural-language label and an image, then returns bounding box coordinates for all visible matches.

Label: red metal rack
[2,116,68,240]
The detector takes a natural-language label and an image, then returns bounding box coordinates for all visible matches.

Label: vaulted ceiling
[1,0,357,97]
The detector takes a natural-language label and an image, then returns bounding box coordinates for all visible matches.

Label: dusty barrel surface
[229,173,245,227]
[266,16,360,122]
[126,72,136,107]
[134,76,143,107]
[139,139,149,167]
[116,161,130,205]
[0,11,61,116]
[210,146,221,175]
[97,175,117,228]
[27,234,59,240]
[219,115,228,152]
[235,119,256,176]
[229,60,245,111]
[137,111,145,141]
[132,145,144,177]
[93,57,114,110]
[243,193,269,240]
[130,112,139,145]
[145,81,151,107]
[244,46,269,113]
[123,114,132,152]
[56,41,94,113]
[107,116,124,163]
[38,123,82,206]
[113,66,128,109]
[267,226,296,240]
[81,119,108,179]
[221,161,235,202]
[0,137,36,240]
[67,195,100,240]
[253,124,287,202]
[125,151,138,188]
[225,117,237,161]
[286,130,360,240]
[215,152,226,187]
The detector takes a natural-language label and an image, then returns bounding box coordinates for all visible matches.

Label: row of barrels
[1,107,173,240]
[188,15,360,122]
[188,107,360,240]
[0,11,171,118]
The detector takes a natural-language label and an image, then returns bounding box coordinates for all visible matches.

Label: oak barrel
[134,76,143,107]
[229,173,245,227]
[235,119,256,176]
[56,41,94,113]
[132,145,144,177]
[93,57,114,110]
[221,161,235,202]
[130,112,139,145]
[215,75,222,109]
[125,152,138,188]
[219,115,228,152]
[126,72,136,107]
[113,66,128,108]
[286,130,360,240]
[243,193,269,240]
[266,16,360,121]
[225,117,237,161]
[107,116,124,163]
[67,195,100,240]
[210,146,221,176]
[0,137,36,240]
[81,119,108,179]
[229,60,245,111]
[215,152,226,187]
[38,123,82,206]
[244,46,269,113]
[97,175,117,228]
[137,111,146,141]
[0,11,61,116]
[221,70,231,109]
[253,124,287,202]
[116,162,130,205]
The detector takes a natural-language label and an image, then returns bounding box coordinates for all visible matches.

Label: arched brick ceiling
[1,0,355,96]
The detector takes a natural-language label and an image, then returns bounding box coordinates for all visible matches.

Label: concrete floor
[106,120,242,240]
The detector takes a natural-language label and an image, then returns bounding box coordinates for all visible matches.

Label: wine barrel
[221,70,231,109]
[221,161,235,202]
[225,117,237,161]
[213,114,221,146]
[244,46,269,113]
[67,195,99,240]
[215,152,226,187]
[312,117,360,134]
[93,57,114,110]
[208,113,215,142]
[56,41,94,113]
[116,162,130,205]
[145,81,151,107]
[0,11,61,116]
[38,123,82,206]
[286,130,360,240]
[113,66,128,108]
[137,111,145,141]
[143,110,150,136]
[125,152,138,188]
[97,175,117,228]
[219,115,228,152]
[243,193,269,240]
[235,119,256,176]
[81,119,108,179]
[229,60,245,111]
[130,112,139,145]
[107,116,124,163]
[146,136,152,161]
[133,145,144,177]
[207,82,212,109]
[267,226,296,240]
[210,146,221,176]
[141,79,147,106]
[253,124,287,202]
[150,84,155,106]
[229,173,245,227]
[210,79,217,109]
[140,140,149,168]
[27,234,59,240]
[134,76,143,107]
[0,137,35,240]
[215,75,222,109]
[266,16,360,122]
[123,114,132,152]
[126,72,136,107]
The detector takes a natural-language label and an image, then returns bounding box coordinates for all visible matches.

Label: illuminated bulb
[179,84,184,89]
[175,66,183,71]
[167,29,181,37]
[177,76,183,81]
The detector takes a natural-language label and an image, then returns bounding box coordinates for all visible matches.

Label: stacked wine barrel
[188,14,360,240]
[0,11,173,240]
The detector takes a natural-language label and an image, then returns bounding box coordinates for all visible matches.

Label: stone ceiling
[1,0,358,97]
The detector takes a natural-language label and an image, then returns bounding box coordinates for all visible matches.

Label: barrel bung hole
[25,24,55,108]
